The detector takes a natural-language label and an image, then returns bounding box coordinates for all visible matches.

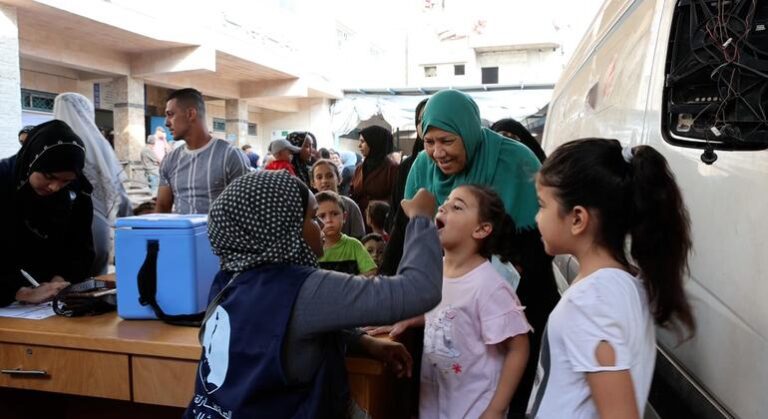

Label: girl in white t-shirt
[527,138,696,419]
[385,184,532,419]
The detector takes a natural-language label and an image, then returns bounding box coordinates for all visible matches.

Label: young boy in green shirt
[316,191,377,276]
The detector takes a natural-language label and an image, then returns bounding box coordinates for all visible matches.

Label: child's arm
[364,314,425,338]
[585,341,640,419]
[480,333,529,419]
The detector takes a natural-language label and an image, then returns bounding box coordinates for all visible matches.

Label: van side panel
[543,0,662,150]
[546,0,768,417]
[643,2,768,418]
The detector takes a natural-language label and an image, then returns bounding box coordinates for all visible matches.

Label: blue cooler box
[115,214,219,320]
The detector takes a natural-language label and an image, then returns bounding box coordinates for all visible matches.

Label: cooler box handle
[137,240,204,327]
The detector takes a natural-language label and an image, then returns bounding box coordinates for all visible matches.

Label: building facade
[0,0,343,160]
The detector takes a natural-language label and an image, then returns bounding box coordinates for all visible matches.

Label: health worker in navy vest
[0,120,95,306]
[184,170,442,419]
[403,89,561,417]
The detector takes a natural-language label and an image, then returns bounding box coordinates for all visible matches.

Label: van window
[663,1,768,151]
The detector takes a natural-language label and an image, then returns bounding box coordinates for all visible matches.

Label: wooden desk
[0,312,396,417]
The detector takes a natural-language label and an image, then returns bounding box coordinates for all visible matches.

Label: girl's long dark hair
[461,185,520,264]
[538,138,695,336]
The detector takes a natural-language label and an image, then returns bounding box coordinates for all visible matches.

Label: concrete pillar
[113,76,145,162]
[0,5,21,158]
[225,99,248,147]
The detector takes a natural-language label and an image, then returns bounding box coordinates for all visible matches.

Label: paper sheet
[0,302,56,320]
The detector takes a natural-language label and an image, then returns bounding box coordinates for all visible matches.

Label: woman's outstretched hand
[364,315,425,339]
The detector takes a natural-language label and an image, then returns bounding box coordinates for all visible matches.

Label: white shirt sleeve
[560,279,632,373]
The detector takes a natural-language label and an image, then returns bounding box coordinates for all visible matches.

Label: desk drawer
[132,356,197,407]
[0,343,130,400]
[346,357,395,419]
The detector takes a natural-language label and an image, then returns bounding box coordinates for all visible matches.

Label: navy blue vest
[184,264,350,419]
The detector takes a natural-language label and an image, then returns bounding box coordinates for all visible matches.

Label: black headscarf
[411,98,428,157]
[287,131,312,186]
[380,98,427,274]
[207,170,318,272]
[359,125,393,177]
[14,120,91,238]
[490,118,546,163]
[15,120,90,191]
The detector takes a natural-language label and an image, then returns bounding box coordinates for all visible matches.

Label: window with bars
[21,90,56,113]
[481,67,499,84]
[213,118,226,132]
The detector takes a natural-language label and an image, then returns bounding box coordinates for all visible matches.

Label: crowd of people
[0,86,696,419]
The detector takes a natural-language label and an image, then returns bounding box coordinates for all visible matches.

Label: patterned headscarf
[207,170,318,272]
[286,131,313,187]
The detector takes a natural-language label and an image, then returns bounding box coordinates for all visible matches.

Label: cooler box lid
[115,214,208,229]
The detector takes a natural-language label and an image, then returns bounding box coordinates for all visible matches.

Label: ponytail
[628,146,695,335]
[460,185,521,264]
[539,138,695,337]
[488,213,521,265]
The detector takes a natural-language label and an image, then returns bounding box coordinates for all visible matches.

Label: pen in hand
[19,269,40,288]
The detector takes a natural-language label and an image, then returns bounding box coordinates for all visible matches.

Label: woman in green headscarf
[404,89,560,418]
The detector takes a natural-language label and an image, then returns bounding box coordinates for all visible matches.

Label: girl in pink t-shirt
[386,184,531,419]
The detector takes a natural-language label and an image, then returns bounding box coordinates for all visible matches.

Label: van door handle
[1,368,49,377]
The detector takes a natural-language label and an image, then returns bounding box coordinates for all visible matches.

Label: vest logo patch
[200,306,231,394]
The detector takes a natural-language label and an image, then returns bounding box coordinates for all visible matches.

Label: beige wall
[245,110,262,150]
[0,4,21,158]
[145,84,172,117]
[20,68,93,102]
[206,101,226,139]
[258,98,333,154]
[16,69,333,158]
[201,99,334,158]
[19,70,174,116]
[203,101,261,150]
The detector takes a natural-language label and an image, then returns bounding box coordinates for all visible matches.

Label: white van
[542,0,767,418]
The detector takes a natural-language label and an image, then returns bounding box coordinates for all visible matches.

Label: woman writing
[0,120,95,306]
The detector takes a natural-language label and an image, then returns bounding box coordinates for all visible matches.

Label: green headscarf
[404,89,541,230]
